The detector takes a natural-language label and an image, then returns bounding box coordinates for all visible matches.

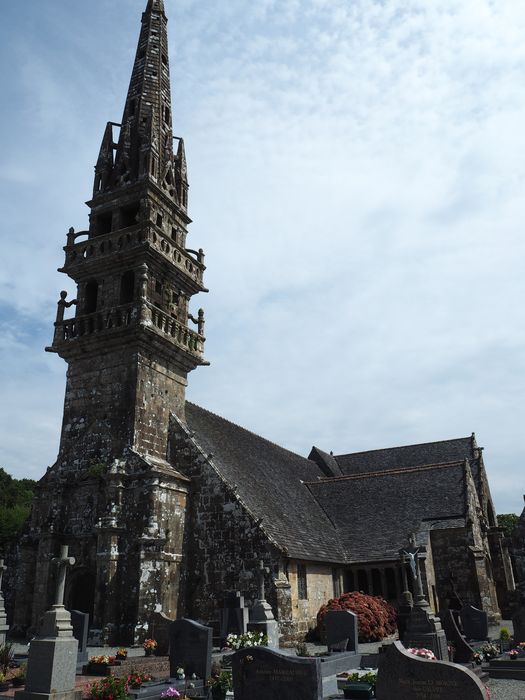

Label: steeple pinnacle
[92,0,184,209]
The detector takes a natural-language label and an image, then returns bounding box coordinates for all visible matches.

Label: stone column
[0,560,8,644]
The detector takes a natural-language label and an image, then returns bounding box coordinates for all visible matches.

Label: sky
[1,0,525,514]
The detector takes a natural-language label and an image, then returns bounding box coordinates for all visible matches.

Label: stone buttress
[12,0,207,643]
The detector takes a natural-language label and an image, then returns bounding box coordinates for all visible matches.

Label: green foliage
[0,642,14,674]
[497,513,520,537]
[0,468,35,553]
[500,627,510,641]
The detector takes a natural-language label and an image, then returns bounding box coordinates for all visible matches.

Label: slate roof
[334,437,475,475]
[185,403,346,563]
[305,461,468,563]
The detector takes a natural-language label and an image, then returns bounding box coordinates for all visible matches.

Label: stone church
[10,0,515,642]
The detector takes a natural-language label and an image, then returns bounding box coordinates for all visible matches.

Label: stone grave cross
[400,533,429,608]
[257,560,270,602]
[52,545,75,606]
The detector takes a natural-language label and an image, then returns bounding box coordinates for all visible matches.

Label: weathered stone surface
[232,646,322,700]
[169,618,212,681]
[460,605,488,641]
[376,641,489,700]
[324,610,358,653]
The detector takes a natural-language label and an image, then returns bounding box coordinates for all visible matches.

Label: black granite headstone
[512,605,525,645]
[404,606,449,660]
[232,646,322,700]
[460,605,488,641]
[71,610,89,663]
[440,608,474,663]
[324,610,358,653]
[376,641,489,700]
[169,618,212,681]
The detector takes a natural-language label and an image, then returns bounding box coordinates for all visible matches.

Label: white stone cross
[52,545,75,607]
[257,560,270,602]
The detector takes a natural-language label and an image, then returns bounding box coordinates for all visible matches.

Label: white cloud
[1,0,525,512]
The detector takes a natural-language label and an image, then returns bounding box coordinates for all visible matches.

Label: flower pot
[145,649,154,657]
[211,688,227,700]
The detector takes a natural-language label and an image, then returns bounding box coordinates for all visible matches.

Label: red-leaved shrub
[317,591,397,643]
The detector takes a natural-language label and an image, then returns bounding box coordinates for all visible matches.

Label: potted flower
[473,650,484,666]
[116,648,128,660]
[127,671,153,689]
[12,664,26,688]
[86,655,117,675]
[507,649,520,660]
[143,638,157,657]
[208,670,232,700]
[339,671,377,699]
[160,688,181,698]
[87,676,129,700]
[407,647,436,660]
[481,643,499,660]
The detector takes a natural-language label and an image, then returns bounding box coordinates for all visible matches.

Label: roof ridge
[334,436,473,461]
[304,459,466,485]
[185,401,316,466]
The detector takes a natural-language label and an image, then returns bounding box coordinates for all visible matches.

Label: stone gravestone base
[248,600,279,649]
[232,646,322,700]
[376,641,489,700]
[404,606,449,660]
[488,656,525,681]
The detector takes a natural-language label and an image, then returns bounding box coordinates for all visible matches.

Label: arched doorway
[67,569,96,619]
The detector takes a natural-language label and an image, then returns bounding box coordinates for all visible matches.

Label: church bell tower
[14,0,207,642]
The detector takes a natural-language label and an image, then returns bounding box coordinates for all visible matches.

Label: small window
[297,563,308,600]
[155,280,162,295]
[171,227,177,241]
[156,212,163,228]
[84,281,98,314]
[164,106,170,123]
[129,100,136,116]
[332,568,341,598]
[120,202,140,229]
[120,271,135,304]
[96,212,112,236]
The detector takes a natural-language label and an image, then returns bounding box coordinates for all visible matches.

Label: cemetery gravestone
[324,610,358,653]
[460,605,488,641]
[247,561,280,648]
[397,590,413,643]
[232,646,322,700]
[404,606,449,661]
[512,605,525,645]
[71,610,89,665]
[440,609,474,664]
[149,611,173,656]
[169,618,212,681]
[219,591,249,640]
[376,641,489,700]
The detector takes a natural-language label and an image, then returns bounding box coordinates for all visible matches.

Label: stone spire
[93,0,183,208]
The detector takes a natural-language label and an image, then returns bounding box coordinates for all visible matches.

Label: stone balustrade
[52,301,205,359]
[62,224,205,286]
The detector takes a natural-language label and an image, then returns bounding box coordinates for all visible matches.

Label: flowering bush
[316,592,397,643]
[226,632,268,649]
[481,643,499,660]
[160,688,180,698]
[127,672,152,689]
[408,648,436,660]
[87,676,128,700]
[88,655,116,666]
[507,649,520,659]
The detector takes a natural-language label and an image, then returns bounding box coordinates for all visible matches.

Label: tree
[497,513,520,537]
[0,468,36,553]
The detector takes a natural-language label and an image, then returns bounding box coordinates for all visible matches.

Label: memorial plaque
[460,605,488,641]
[232,646,322,700]
[376,641,489,700]
[324,610,358,653]
[169,618,212,681]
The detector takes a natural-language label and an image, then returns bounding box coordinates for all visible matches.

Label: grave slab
[232,646,322,700]
[324,610,358,654]
[460,605,488,641]
[376,641,489,700]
